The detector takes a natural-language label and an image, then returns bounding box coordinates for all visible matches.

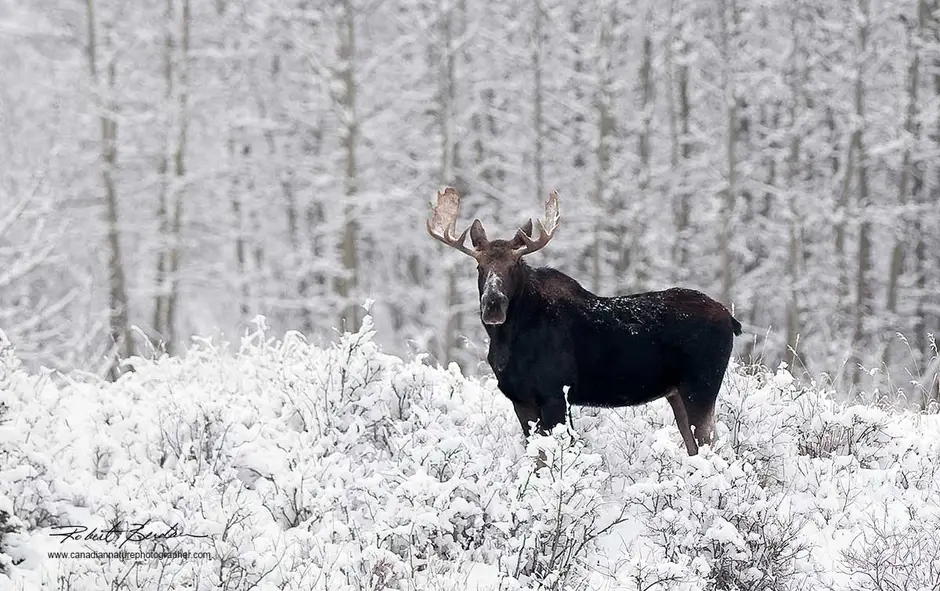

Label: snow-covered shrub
[0,346,43,589]
[623,452,813,591]
[0,502,32,581]
[1,317,939,589]
[1,409,30,581]
[840,502,940,590]
[0,342,39,586]
[507,426,624,590]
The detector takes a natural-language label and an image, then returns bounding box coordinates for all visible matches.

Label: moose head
[426,187,560,326]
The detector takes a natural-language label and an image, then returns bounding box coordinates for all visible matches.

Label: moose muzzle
[481,294,508,325]
[481,274,508,325]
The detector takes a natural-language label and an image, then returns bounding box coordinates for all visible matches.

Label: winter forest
[2,0,940,395]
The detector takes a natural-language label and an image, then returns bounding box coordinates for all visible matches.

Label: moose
[426,188,742,455]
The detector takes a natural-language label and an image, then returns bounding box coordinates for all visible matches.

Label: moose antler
[514,190,559,256]
[427,187,480,258]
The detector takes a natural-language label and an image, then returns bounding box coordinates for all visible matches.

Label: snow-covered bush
[0,501,31,579]
[839,502,940,590]
[507,426,623,590]
[1,316,939,590]
[0,341,38,584]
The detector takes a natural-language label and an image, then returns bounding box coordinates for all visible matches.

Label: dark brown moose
[427,187,742,455]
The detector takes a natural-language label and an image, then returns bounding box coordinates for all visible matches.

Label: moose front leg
[512,401,540,437]
[511,398,566,437]
[538,398,568,434]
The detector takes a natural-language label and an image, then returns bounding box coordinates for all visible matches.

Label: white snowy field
[2,314,940,591]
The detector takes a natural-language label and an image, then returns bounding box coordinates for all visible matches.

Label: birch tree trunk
[669,0,693,273]
[337,0,360,333]
[637,11,652,196]
[531,0,544,202]
[923,0,940,404]
[592,8,614,293]
[784,6,805,369]
[851,0,872,386]
[439,0,461,365]
[718,0,737,307]
[229,140,249,318]
[301,106,325,335]
[164,0,190,354]
[152,0,172,346]
[570,7,587,171]
[620,3,653,287]
[884,4,921,370]
[85,0,134,379]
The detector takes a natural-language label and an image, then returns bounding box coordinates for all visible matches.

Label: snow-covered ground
[2,314,939,590]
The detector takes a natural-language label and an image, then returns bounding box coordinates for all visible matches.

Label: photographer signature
[49,520,210,549]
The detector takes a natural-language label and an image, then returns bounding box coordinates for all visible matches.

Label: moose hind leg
[684,337,732,449]
[666,391,699,456]
[681,374,722,448]
[685,395,717,448]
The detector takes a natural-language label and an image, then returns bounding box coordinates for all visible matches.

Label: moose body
[427,188,742,455]
[483,266,741,455]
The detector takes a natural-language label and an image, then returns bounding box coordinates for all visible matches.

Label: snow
[2,315,940,590]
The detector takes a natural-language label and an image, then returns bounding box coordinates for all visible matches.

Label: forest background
[1,0,938,403]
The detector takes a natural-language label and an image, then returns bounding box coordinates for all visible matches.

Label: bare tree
[783,3,806,369]
[85,0,134,379]
[591,0,616,293]
[531,0,545,203]
[153,0,190,355]
[717,0,738,307]
[884,2,925,372]
[437,0,463,365]
[851,0,872,387]
[667,0,694,274]
[336,0,361,334]
[922,0,940,403]
[618,1,654,289]
[152,0,172,348]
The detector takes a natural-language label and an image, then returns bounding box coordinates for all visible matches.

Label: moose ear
[469,219,488,248]
[509,219,534,249]
[519,218,533,237]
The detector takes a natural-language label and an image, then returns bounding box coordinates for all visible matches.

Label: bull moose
[426,188,742,455]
